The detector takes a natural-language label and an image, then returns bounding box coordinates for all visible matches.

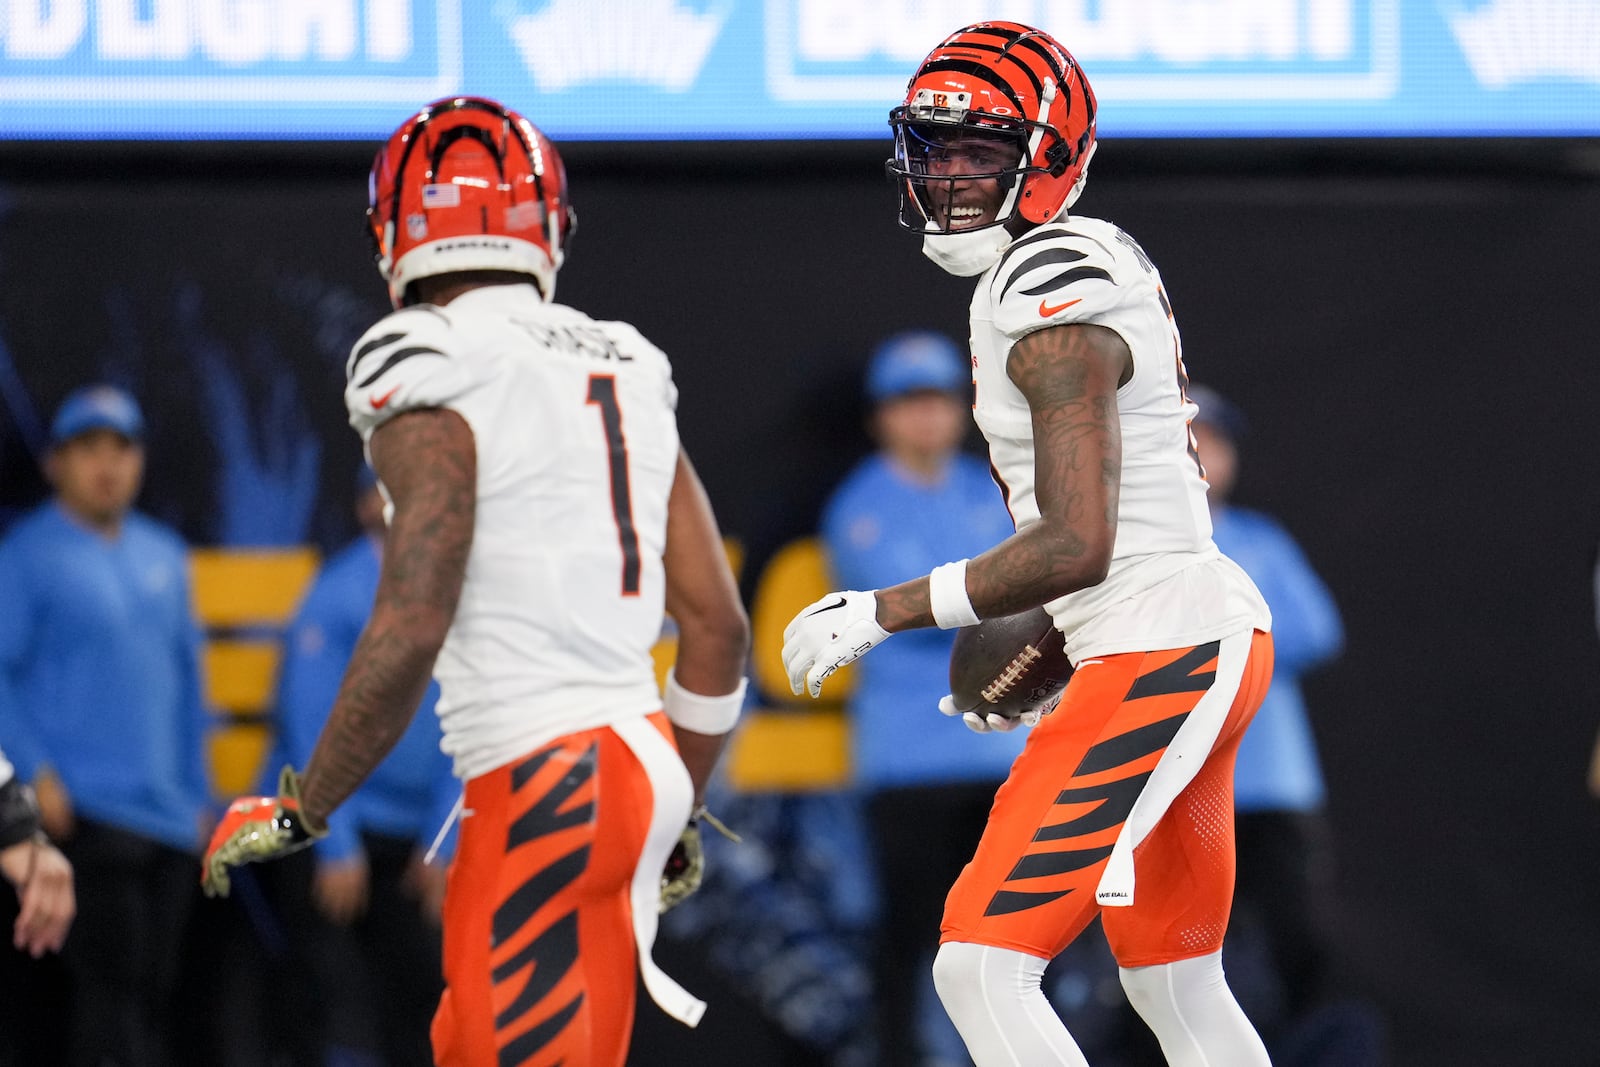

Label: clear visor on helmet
[888,112,1033,233]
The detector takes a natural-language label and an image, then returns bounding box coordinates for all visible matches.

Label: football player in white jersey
[202,97,750,1067]
[783,23,1276,1067]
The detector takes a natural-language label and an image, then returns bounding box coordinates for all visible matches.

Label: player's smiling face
[921,129,1020,232]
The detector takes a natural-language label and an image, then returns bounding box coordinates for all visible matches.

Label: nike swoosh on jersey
[370,385,401,410]
[1038,297,1083,317]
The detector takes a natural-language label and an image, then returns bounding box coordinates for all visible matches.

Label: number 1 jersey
[345,284,679,781]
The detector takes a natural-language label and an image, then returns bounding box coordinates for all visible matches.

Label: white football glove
[782,590,891,698]
[938,694,1041,734]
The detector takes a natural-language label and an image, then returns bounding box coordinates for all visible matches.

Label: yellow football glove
[659,807,739,914]
[201,766,326,898]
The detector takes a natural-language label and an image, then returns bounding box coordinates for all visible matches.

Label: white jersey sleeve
[988,222,1130,342]
[345,304,489,439]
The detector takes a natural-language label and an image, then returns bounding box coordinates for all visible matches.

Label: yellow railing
[193,535,853,797]
[190,547,320,795]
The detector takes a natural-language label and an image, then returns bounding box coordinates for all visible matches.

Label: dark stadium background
[1,136,1597,1066]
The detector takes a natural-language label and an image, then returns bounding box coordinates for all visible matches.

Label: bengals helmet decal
[368,96,576,307]
[888,22,1097,234]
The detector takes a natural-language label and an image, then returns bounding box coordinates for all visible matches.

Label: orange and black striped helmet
[889,22,1097,233]
[367,96,576,308]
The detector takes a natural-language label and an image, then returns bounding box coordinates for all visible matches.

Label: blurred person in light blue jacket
[1191,386,1384,1066]
[0,384,211,1067]
[1190,387,1342,820]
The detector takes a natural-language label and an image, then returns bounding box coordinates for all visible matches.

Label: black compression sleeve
[0,777,42,850]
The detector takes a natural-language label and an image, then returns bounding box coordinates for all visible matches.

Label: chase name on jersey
[511,319,632,364]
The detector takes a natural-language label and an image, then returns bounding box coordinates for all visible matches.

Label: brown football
[948,606,1073,720]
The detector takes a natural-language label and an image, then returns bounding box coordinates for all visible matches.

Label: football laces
[981,644,1043,705]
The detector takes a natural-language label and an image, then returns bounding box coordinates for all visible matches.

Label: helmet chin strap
[922,78,1060,278]
[541,210,564,301]
[1024,78,1057,175]
[1062,139,1098,215]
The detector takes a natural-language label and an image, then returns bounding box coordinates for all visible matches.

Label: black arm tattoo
[875,324,1127,632]
[298,408,476,825]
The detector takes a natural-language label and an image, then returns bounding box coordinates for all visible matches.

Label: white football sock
[1118,950,1272,1066]
[932,941,1090,1067]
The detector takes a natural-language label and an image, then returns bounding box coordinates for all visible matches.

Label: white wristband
[929,559,980,629]
[663,671,747,734]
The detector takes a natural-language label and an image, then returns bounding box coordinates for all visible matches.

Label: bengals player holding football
[202,97,750,1067]
[783,23,1275,1067]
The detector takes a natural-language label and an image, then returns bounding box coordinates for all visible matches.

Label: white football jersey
[345,284,679,780]
[970,216,1270,661]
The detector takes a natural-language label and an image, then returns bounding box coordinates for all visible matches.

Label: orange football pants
[431,713,674,1067]
[942,630,1274,968]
